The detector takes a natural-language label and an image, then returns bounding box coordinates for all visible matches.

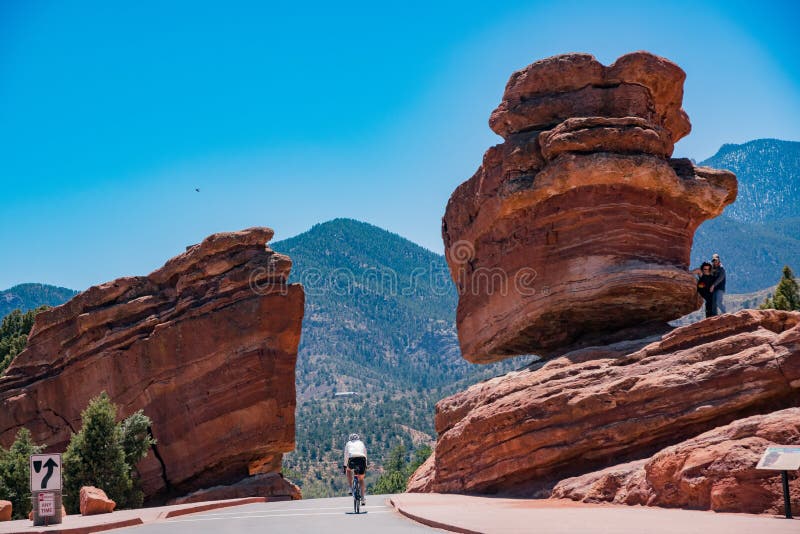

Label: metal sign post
[781,470,792,520]
[756,446,800,520]
[29,453,63,526]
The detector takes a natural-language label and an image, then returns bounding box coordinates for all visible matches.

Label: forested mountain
[0,283,77,320]
[692,139,800,292]
[0,308,42,375]
[272,219,529,497]
[272,218,513,398]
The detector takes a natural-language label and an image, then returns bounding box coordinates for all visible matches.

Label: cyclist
[343,433,367,505]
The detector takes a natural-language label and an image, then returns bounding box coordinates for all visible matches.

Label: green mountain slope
[272,219,529,497]
[0,283,78,320]
[692,139,800,292]
[272,218,501,397]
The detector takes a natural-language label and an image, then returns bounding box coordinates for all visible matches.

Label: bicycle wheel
[353,482,360,514]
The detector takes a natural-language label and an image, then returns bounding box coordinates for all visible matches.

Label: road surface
[115,495,440,534]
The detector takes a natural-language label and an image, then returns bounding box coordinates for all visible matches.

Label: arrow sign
[30,454,62,491]
[41,458,58,488]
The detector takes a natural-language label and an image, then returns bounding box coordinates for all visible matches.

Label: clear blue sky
[2,0,799,290]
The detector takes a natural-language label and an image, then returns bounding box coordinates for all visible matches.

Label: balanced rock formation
[0,228,304,502]
[442,51,737,363]
[79,486,116,515]
[407,310,800,496]
[552,408,800,515]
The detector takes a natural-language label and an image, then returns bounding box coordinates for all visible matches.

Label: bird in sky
[195,188,200,192]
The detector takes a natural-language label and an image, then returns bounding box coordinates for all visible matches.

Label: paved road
[115,496,440,534]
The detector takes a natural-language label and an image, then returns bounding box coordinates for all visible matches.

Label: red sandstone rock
[539,117,673,160]
[443,51,737,363]
[407,310,800,496]
[490,51,690,142]
[0,228,304,502]
[79,486,116,515]
[552,408,800,514]
[0,500,11,521]
[167,473,301,505]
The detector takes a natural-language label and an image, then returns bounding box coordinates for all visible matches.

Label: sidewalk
[0,497,265,534]
[389,493,800,534]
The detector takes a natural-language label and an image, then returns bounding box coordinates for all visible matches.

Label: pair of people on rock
[692,254,726,318]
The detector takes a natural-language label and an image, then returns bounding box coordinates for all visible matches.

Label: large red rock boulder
[552,408,800,514]
[442,51,737,363]
[0,227,304,502]
[79,486,116,515]
[0,500,11,521]
[407,310,800,497]
[167,473,301,505]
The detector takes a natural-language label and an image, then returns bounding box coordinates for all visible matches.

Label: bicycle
[351,471,362,514]
[343,464,364,514]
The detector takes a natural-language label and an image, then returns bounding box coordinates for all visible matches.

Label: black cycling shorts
[347,456,367,475]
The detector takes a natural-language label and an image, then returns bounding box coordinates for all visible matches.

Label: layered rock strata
[408,310,800,496]
[442,52,737,363]
[551,408,800,515]
[0,228,304,502]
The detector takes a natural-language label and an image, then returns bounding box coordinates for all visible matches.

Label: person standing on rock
[693,261,716,318]
[710,254,727,314]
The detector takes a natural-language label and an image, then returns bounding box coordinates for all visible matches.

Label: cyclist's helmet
[349,433,360,441]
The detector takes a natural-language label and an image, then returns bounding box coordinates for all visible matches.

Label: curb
[389,497,483,534]
[161,497,266,519]
[4,518,144,534]
[2,497,268,534]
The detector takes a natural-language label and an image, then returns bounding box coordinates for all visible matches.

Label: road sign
[30,454,62,491]
[756,446,800,471]
[37,492,55,517]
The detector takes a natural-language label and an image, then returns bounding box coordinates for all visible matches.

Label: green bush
[0,428,44,519]
[63,392,155,512]
[373,444,432,494]
[761,266,800,311]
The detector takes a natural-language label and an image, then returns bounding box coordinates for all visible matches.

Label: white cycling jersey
[344,439,368,464]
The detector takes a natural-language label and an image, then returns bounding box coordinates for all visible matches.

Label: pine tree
[0,429,44,519]
[63,392,155,512]
[761,266,800,311]
[373,443,432,494]
[118,410,157,508]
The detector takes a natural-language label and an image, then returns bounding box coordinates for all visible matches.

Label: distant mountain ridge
[0,283,78,319]
[692,139,800,293]
[702,139,800,224]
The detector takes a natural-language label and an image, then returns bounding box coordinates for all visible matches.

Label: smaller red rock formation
[552,408,800,514]
[167,473,301,505]
[0,500,11,521]
[79,486,116,515]
[0,227,305,502]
